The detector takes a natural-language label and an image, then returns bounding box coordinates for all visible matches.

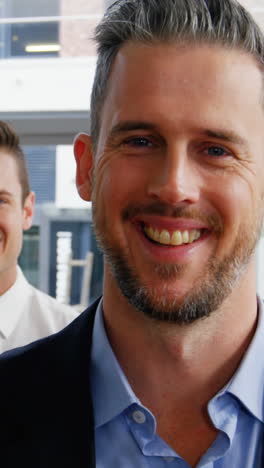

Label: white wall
[56,145,90,208]
[0,56,96,112]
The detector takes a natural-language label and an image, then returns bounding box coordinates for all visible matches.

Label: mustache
[122,201,223,233]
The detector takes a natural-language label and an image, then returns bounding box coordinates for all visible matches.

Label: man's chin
[121,282,216,325]
[97,217,261,324]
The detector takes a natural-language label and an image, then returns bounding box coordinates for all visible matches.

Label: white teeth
[171,231,182,245]
[153,229,160,242]
[189,230,196,243]
[149,227,155,239]
[182,230,189,244]
[160,230,170,244]
[144,226,202,246]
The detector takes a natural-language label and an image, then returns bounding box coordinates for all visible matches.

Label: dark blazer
[0,298,100,468]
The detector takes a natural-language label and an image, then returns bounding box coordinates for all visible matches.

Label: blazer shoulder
[0,297,100,387]
[0,299,100,465]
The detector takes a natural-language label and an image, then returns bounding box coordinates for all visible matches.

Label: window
[0,0,59,58]
[25,146,56,203]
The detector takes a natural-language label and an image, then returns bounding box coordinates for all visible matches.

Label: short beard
[93,201,262,325]
[100,243,252,325]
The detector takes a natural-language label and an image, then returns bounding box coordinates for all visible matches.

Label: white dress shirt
[0,266,79,353]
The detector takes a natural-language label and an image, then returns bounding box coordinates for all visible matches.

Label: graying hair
[91,0,264,149]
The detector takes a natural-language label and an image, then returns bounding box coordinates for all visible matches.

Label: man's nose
[147,145,201,205]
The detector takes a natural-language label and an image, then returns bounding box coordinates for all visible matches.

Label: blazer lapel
[0,299,100,467]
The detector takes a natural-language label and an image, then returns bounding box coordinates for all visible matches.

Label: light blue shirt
[90,299,264,467]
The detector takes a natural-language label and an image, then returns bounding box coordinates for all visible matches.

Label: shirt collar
[90,300,139,428]
[226,296,264,423]
[0,266,31,339]
[91,296,264,427]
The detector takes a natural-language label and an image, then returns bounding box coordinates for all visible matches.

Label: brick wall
[239,0,264,30]
[59,0,105,57]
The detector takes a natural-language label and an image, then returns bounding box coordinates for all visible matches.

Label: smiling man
[0,1,264,467]
[0,121,78,353]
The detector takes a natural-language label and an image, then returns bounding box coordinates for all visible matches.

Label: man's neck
[0,264,18,296]
[102,264,258,465]
[102,263,258,412]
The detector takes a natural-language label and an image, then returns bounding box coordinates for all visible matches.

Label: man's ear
[74,133,93,201]
[22,191,35,231]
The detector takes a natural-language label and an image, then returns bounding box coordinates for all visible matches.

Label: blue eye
[206,146,227,157]
[124,137,153,147]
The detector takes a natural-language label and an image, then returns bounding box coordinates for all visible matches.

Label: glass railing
[0,14,102,59]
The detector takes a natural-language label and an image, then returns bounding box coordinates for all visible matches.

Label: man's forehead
[0,151,22,187]
[115,40,261,69]
[94,41,264,157]
[109,42,258,92]
[105,42,263,113]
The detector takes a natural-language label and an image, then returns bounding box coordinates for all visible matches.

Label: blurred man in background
[0,121,77,352]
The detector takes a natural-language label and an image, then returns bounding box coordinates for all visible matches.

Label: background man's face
[90,43,264,323]
[0,152,33,293]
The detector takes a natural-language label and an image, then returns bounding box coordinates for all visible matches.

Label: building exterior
[0,0,110,305]
[0,0,262,302]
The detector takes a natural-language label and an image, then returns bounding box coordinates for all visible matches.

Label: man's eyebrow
[109,121,157,137]
[108,121,248,147]
[202,129,247,147]
[0,190,13,197]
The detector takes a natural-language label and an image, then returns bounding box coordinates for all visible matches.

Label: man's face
[79,43,264,323]
[0,151,34,293]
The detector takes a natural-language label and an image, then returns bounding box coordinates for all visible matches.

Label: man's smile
[143,225,202,246]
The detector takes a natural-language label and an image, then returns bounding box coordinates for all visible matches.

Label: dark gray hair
[91,0,264,149]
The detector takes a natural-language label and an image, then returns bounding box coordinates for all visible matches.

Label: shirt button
[132,410,146,424]
[163,457,175,463]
